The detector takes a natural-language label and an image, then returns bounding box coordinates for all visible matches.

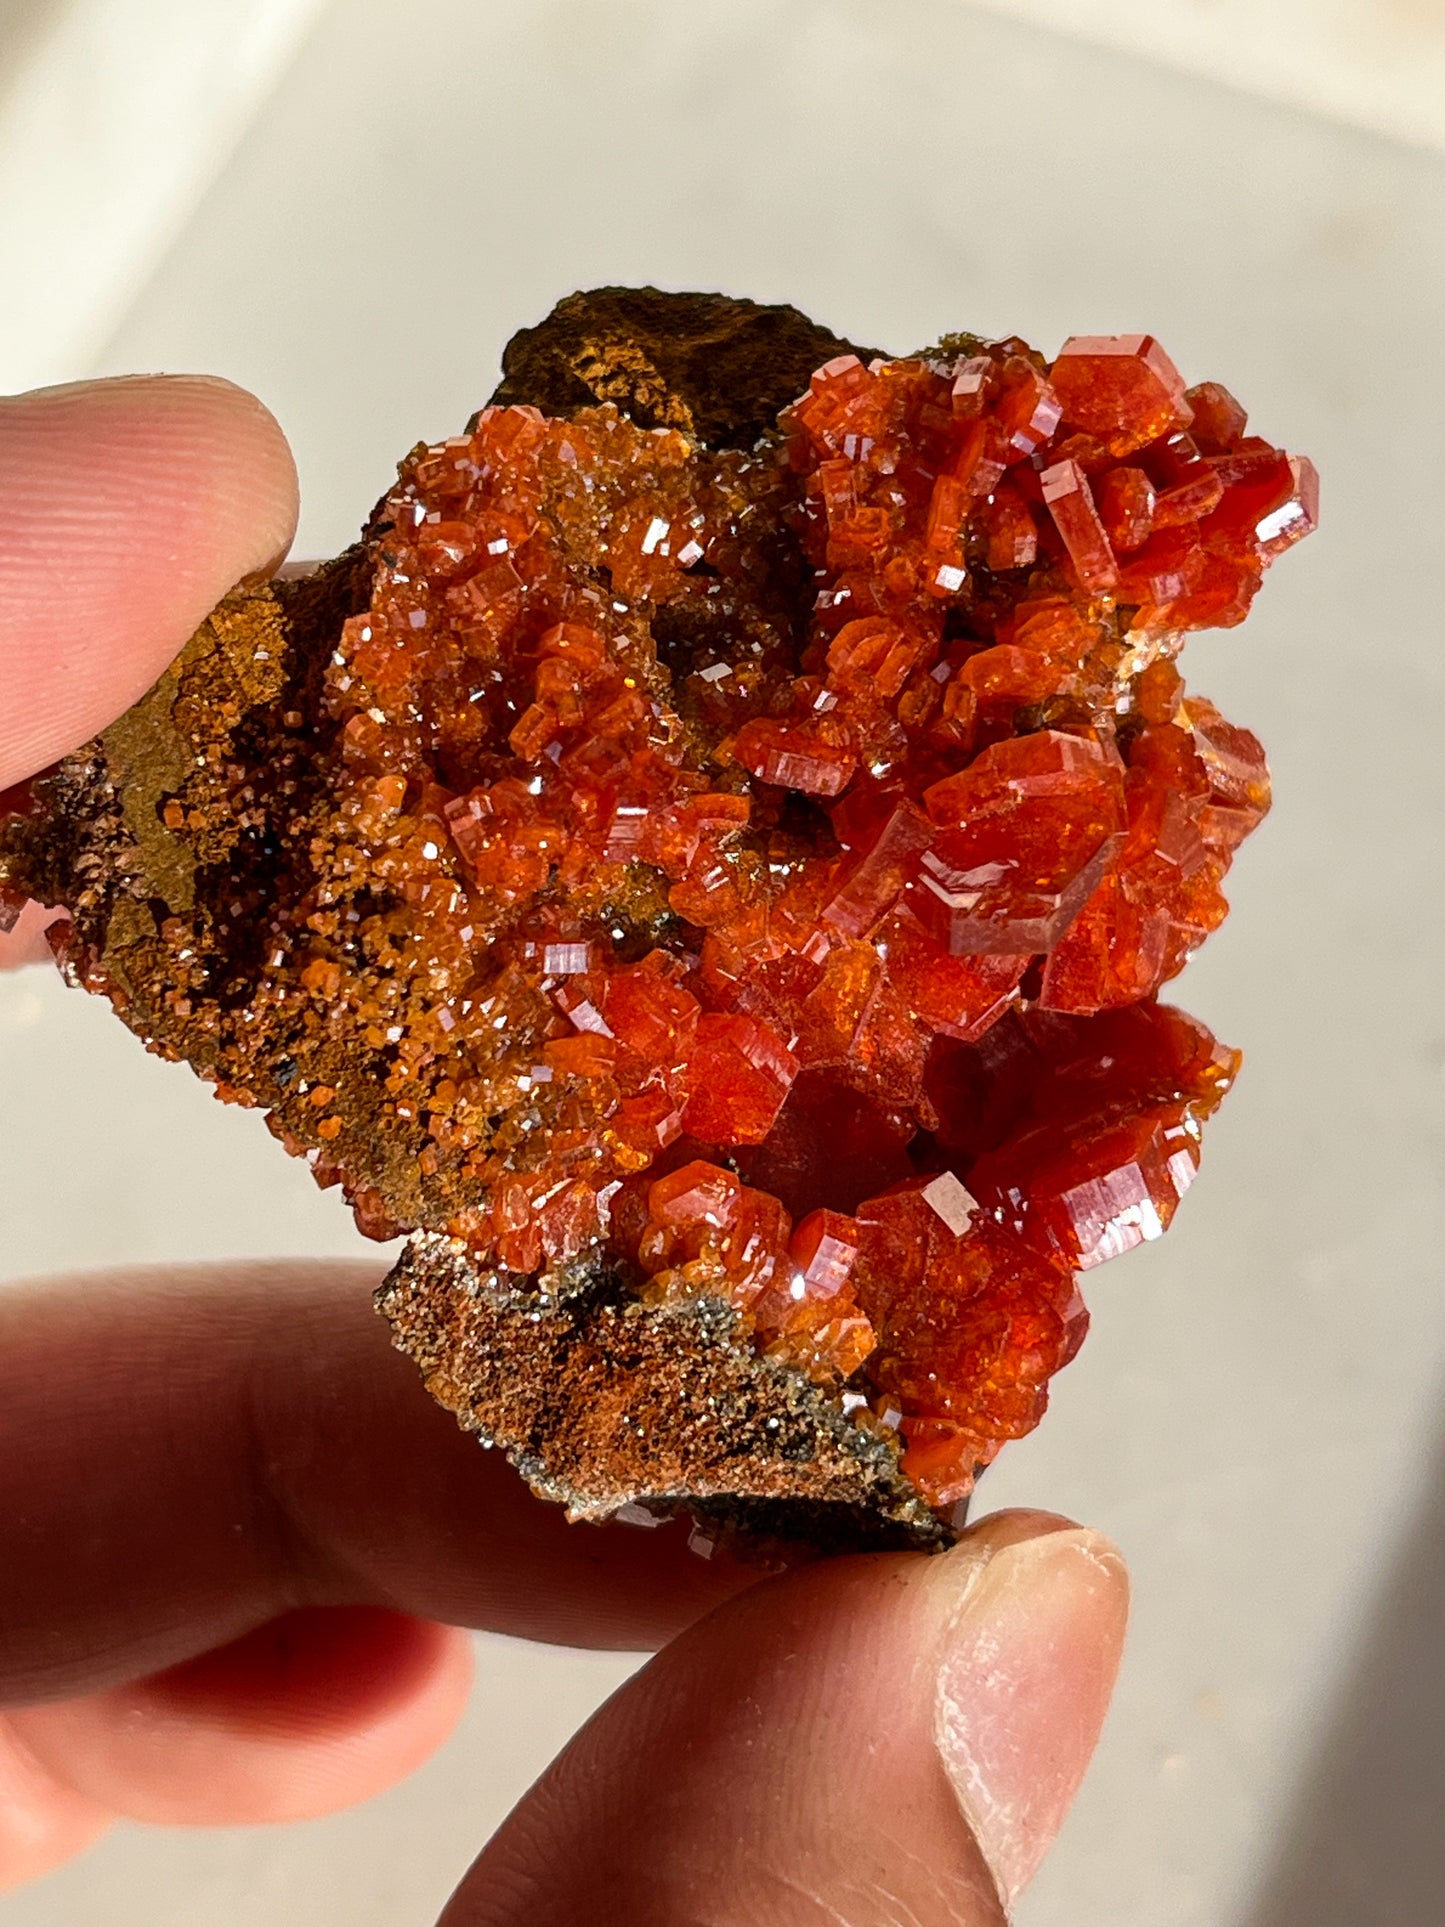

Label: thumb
[0,373,298,792]
[445,1510,1128,1926]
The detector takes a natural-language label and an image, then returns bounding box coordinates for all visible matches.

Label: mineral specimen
[0,288,1315,1551]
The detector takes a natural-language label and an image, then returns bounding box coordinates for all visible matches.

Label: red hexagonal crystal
[1050,335,1192,456]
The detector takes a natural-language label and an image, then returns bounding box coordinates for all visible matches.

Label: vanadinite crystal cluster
[0,291,1316,1546]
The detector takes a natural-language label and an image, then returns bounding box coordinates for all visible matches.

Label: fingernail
[933,1524,1129,1910]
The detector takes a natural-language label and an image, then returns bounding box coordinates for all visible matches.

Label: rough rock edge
[485,284,881,450]
[380,1234,948,1557]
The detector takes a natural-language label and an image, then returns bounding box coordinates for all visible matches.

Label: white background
[3,3,1444,1922]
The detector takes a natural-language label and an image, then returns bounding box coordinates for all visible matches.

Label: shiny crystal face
[228,337,1311,1506]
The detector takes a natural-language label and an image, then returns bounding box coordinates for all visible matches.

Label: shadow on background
[1244,1421,1445,1927]
[0,0,63,78]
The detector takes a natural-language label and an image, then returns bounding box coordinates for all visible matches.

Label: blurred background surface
[2,2,1443,1922]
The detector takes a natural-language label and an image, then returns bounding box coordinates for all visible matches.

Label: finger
[0,374,298,789]
[8,1608,474,1828]
[0,1264,752,1705]
[0,1721,110,1895]
[0,897,61,969]
[443,1512,1129,1926]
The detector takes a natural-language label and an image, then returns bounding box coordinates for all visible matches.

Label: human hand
[0,376,1129,1924]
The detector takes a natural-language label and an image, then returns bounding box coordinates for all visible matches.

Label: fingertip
[930,1515,1130,1908]
[0,1721,111,1895]
[9,1608,474,1828]
[949,1505,1090,1558]
[0,373,299,787]
[0,898,64,971]
[443,1510,1128,1925]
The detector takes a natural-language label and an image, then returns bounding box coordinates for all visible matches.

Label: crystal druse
[0,290,1316,1551]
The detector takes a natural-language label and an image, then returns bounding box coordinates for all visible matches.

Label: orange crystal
[292,328,1314,1503]
[7,321,1308,1515]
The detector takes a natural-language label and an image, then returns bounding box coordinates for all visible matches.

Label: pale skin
[0,375,1130,1924]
